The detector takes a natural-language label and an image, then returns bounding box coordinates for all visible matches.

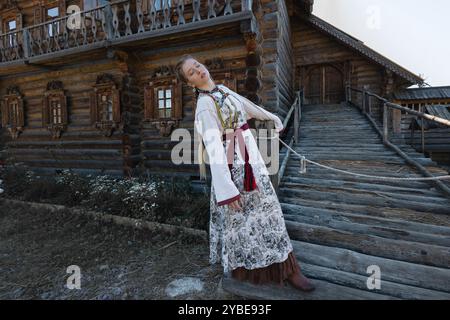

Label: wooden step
[281,173,435,190]
[280,203,450,236]
[279,181,449,205]
[280,178,442,198]
[222,274,397,300]
[291,241,450,295]
[286,160,446,174]
[279,188,450,214]
[285,220,450,268]
[284,212,450,247]
[279,196,450,226]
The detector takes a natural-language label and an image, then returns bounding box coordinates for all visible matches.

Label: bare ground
[0,201,243,300]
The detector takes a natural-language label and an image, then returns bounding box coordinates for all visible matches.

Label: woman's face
[182,58,210,88]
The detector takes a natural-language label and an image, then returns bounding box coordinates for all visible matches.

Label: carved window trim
[0,4,22,52]
[90,74,121,137]
[144,79,182,120]
[42,81,68,139]
[144,74,182,137]
[1,86,25,140]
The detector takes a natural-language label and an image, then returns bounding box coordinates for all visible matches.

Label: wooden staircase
[222,103,450,300]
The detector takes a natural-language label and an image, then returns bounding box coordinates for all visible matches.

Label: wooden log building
[0,0,437,178]
[392,86,450,168]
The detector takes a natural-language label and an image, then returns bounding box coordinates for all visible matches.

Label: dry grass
[0,201,242,300]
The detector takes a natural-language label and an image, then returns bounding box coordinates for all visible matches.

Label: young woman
[175,54,315,292]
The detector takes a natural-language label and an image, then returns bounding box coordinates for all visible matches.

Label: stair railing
[346,85,450,197]
[275,89,304,190]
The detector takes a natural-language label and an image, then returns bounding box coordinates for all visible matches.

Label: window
[8,20,16,31]
[83,0,109,10]
[141,0,172,14]
[144,80,181,121]
[9,100,19,126]
[98,92,114,121]
[46,7,60,37]
[143,73,182,137]
[50,99,62,124]
[90,74,121,137]
[1,86,25,139]
[43,81,68,138]
[157,88,172,118]
[6,19,17,46]
[155,0,172,11]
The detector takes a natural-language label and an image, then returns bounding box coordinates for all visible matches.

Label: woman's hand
[228,198,243,212]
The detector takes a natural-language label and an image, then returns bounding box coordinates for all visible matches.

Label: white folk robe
[194,84,294,273]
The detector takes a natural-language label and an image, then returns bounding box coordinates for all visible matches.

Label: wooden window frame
[42,81,68,139]
[1,86,25,140]
[144,77,182,137]
[45,5,61,38]
[90,74,121,137]
[0,8,22,54]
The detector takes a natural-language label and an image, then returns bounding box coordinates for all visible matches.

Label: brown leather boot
[287,272,316,292]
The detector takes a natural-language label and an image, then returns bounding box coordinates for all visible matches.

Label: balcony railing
[0,0,253,64]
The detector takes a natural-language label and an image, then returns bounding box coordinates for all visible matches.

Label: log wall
[0,59,134,176]
[135,33,251,177]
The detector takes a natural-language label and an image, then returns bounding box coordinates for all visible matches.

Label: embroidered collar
[196,85,220,94]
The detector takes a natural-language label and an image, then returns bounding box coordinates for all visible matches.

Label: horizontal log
[1,165,124,177]
[7,139,123,148]
[281,178,441,198]
[281,181,448,205]
[280,196,450,226]
[16,159,123,169]
[222,274,397,300]
[292,241,450,294]
[284,213,450,247]
[282,203,450,236]
[286,220,450,268]
[279,188,450,214]
[281,172,434,190]
[299,262,450,300]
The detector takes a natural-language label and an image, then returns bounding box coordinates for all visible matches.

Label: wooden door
[304,65,344,105]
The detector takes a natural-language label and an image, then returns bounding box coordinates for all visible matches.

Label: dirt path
[0,201,242,300]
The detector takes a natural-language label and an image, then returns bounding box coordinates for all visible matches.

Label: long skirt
[209,146,301,285]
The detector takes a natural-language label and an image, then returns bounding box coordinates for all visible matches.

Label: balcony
[0,0,255,67]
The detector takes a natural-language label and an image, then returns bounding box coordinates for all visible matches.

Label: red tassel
[227,141,257,192]
[243,145,257,192]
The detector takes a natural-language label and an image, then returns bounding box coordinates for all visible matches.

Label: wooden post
[22,28,30,59]
[362,91,367,114]
[294,93,299,144]
[368,95,372,115]
[242,0,253,12]
[267,120,279,192]
[103,2,114,40]
[383,102,389,144]
[420,105,425,153]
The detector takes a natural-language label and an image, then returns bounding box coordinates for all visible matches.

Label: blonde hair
[175,54,207,180]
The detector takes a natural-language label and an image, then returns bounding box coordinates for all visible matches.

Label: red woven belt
[222,123,258,192]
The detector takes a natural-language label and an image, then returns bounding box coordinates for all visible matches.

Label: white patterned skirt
[208,150,294,274]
